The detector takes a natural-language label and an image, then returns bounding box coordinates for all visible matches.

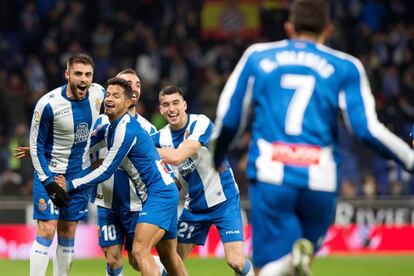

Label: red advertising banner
[1,224,414,259]
[319,224,414,255]
[0,224,103,259]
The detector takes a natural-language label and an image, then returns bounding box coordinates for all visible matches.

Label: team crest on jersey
[34,111,41,122]
[74,122,90,144]
[38,198,47,212]
[95,99,102,112]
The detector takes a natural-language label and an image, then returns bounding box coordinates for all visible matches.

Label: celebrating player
[55,78,187,276]
[152,85,254,276]
[211,0,414,275]
[91,69,163,275]
[29,53,105,276]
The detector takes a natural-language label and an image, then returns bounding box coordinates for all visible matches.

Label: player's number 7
[281,74,315,135]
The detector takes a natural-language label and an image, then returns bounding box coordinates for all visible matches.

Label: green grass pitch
[1,255,414,275]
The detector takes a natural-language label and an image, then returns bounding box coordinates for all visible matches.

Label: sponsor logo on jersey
[177,159,197,177]
[271,142,321,166]
[96,194,103,199]
[38,198,47,212]
[54,108,70,118]
[74,122,90,144]
[34,111,41,122]
[225,230,240,235]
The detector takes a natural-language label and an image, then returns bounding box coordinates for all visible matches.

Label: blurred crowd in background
[0,0,414,199]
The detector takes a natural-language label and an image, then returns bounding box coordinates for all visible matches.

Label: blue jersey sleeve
[29,100,54,185]
[188,115,213,147]
[89,116,109,154]
[149,124,157,135]
[212,46,256,166]
[69,119,135,190]
[342,58,414,170]
[151,131,161,148]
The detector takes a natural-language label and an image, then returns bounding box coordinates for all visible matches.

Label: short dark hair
[289,0,329,35]
[159,85,184,99]
[116,68,138,77]
[67,53,94,68]
[107,77,133,99]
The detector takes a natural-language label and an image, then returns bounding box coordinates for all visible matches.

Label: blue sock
[57,236,75,247]
[106,265,123,276]
[36,235,53,247]
[240,258,252,275]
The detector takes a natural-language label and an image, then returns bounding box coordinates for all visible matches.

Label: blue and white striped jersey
[29,83,105,185]
[152,114,239,211]
[91,114,157,211]
[213,39,414,193]
[68,113,175,201]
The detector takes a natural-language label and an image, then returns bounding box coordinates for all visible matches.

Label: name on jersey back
[260,50,334,78]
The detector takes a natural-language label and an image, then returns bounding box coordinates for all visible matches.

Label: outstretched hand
[13,146,30,159]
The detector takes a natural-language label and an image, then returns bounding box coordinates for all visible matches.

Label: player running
[211,0,414,275]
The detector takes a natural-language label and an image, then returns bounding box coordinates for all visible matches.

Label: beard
[69,82,89,100]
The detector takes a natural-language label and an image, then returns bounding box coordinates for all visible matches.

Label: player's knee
[37,221,57,239]
[131,244,150,261]
[57,220,77,237]
[225,252,245,272]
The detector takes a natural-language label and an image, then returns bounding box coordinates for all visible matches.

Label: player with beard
[15,69,164,275]
[29,53,105,276]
